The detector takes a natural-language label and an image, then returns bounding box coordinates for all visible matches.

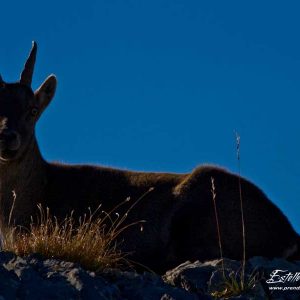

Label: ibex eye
[31,108,38,116]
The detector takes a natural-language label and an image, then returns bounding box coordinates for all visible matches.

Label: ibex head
[0,42,56,163]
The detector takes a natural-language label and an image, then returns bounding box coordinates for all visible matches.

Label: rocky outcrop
[0,252,195,300]
[0,252,299,299]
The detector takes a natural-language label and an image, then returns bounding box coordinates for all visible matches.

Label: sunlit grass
[1,189,153,272]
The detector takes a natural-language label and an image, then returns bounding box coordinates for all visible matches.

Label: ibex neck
[0,136,46,225]
[0,136,45,178]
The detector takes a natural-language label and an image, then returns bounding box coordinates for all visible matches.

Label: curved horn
[20,41,37,86]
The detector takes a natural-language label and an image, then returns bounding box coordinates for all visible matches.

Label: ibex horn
[20,41,37,86]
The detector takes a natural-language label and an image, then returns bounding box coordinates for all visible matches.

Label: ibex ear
[34,75,57,112]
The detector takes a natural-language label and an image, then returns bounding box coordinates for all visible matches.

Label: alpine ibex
[0,42,299,273]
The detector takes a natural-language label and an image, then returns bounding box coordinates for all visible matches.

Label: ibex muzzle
[0,42,299,273]
[0,126,21,158]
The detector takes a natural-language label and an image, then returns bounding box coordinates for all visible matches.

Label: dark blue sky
[1,1,300,231]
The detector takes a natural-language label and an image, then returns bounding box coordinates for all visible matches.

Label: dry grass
[1,189,153,272]
[2,206,125,271]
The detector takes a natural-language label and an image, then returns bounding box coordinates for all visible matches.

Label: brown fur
[0,43,299,273]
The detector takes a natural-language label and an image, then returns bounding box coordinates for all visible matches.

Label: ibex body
[0,43,299,272]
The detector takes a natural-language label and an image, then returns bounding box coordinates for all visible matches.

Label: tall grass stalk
[235,132,246,289]
[8,190,16,227]
[211,176,225,278]
[209,135,258,298]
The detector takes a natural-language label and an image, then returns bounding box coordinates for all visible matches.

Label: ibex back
[0,42,299,273]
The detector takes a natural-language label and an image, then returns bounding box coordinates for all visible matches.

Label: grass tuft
[2,205,125,271]
[210,269,260,299]
[1,188,153,272]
